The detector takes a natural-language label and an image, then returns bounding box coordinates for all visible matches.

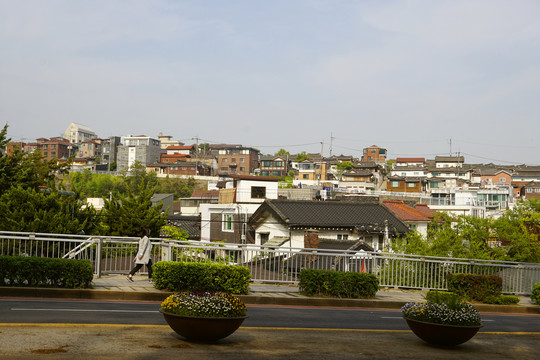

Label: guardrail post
[96,237,103,278]
[161,240,171,262]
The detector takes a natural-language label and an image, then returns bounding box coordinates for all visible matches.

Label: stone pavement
[2,273,537,314]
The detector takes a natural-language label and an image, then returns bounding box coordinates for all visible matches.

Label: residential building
[147,161,211,176]
[199,175,281,243]
[166,145,196,156]
[180,190,219,215]
[117,135,162,170]
[215,145,260,176]
[6,142,24,156]
[259,155,288,177]
[293,158,330,185]
[157,132,184,150]
[78,138,102,162]
[386,176,424,193]
[100,136,121,170]
[522,181,540,200]
[36,137,73,161]
[391,158,426,178]
[249,199,409,252]
[362,145,387,163]
[382,200,434,237]
[63,123,97,145]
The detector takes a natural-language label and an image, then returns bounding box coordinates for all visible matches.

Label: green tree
[295,152,310,162]
[336,161,354,180]
[275,148,290,157]
[98,185,166,237]
[493,199,540,263]
[118,161,158,196]
[0,186,97,234]
[161,225,189,241]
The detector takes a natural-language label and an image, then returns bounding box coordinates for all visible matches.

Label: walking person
[127,228,153,282]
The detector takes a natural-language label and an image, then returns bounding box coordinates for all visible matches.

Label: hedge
[152,261,251,295]
[446,273,502,302]
[298,269,379,298]
[0,256,93,288]
[532,283,540,305]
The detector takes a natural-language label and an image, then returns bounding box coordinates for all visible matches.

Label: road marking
[11,308,159,313]
[0,324,538,335]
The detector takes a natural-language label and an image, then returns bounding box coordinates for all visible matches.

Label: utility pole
[329,133,334,157]
[449,138,452,156]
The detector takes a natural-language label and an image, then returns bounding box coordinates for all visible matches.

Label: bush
[298,269,379,298]
[0,256,93,288]
[152,261,251,295]
[483,294,520,305]
[425,290,465,308]
[531,283,540,305]
[446,273,502,302]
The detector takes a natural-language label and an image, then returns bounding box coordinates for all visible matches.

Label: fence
[1,231,539,295]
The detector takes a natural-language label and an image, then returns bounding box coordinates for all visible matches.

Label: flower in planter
[401,301,482,327]
[161,291,247,318]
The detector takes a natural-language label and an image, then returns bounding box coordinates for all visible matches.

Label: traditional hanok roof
[165,215,201,240]
[250,199,410,235]
[382,201,432,223]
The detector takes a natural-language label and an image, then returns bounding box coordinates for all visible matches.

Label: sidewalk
[2,274,538,314]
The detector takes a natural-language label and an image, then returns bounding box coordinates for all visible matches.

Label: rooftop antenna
[449,138,452,156]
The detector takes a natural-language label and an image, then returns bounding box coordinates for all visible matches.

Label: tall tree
[275,149,290,157]
[295,152,310,162]
[98,185,166,237]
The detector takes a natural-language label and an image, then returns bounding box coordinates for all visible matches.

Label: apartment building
[117,135,162,170]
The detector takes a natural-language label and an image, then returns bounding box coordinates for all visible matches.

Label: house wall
[235,180,279,203]
[482,172,512,186]
[254,215,290,245]
[387,180,422,192]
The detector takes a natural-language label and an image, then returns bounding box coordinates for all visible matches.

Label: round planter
[404,317,483,346]
[160,310,248,341]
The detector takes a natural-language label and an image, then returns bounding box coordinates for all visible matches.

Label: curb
[1,287,539,315]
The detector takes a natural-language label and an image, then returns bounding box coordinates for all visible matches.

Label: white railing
[1,231,539,294]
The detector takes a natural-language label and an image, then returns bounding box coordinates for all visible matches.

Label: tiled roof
[414,204,438,218]
[253,200,409,235]
[396,158,425,163]
[166,215,201,240]
[382,201,432,222]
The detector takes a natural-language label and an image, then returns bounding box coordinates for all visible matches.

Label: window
[231,158,236,163]
[222,214,233,231]
[260,233,269,244]
[239,167,245,171]
[240,158,245,163]
[275,161,282,167]
[500,178,506,183]
[303,174,309,179]
[51,144,56,149]
[527,188,533,193]
[251,186,266,199]
[222,158,228,163]
[337,234,348,240]
[392,181,399,187]
[407,183,415,188]
[431,182,439,188]
[51,152,56,157]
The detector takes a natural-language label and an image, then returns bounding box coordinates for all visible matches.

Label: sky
[1,0,540,165]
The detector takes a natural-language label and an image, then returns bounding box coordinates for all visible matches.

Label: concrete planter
[160,310,247,341]
[404,317,483,346]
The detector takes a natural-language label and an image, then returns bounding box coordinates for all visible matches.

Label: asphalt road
[1,298,540,332]
[0,298,539,360]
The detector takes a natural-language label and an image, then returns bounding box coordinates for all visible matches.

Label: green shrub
[152,261,251,295]
[531,283,540,305]
[298,269,379,298]
[446,273,502,302]
[483,294,520,305]
[425,290,465,309]
[0,256,93,288]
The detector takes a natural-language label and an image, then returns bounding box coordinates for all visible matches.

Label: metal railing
[1,231,539,295]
